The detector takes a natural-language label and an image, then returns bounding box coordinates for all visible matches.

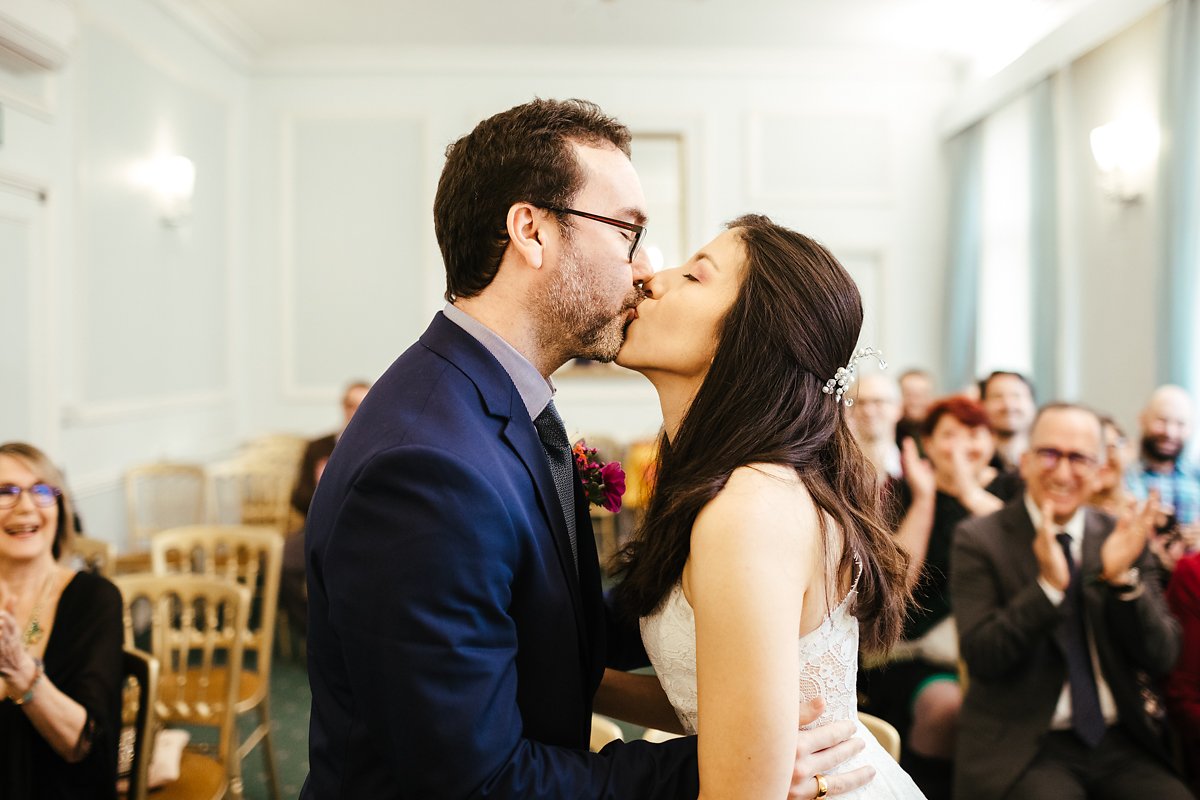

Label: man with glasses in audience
[848,371,904,486]
[950,403,1189,800]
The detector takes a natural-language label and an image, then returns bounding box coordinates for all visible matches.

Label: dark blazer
[301,313,698,799]
[950,499,1180,800]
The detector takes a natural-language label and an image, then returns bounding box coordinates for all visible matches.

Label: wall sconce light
[1089,117,1159,204]
[138,155,195,226]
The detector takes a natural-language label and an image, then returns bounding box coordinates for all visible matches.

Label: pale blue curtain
[942,125,984,390]
[1029,79,1060,400]
[1160,0,1200,390]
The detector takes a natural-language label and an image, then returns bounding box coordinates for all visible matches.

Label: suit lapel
[420,313,590,642]
[1005,500,1072,658]
[1003,500,1043,588]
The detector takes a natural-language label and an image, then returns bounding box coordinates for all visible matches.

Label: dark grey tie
[1056,531,1107,747]
[533,400,578,569]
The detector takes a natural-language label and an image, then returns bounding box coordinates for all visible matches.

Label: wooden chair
[119,647,159,800]
[124,463,207,549]
[207,460,294,535]
[240,433,308,468]
[151,525,284,800]
[72,535,117,578]
[590,714,624,752]
[858,711,902,761]
[641,727,684,743]
[114,574,250,800]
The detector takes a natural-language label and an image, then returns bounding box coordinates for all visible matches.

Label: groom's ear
[506,202,545,270]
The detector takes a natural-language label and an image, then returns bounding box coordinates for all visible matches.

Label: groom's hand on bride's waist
[788,697,873,799]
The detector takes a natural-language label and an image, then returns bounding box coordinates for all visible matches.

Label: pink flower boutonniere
[572,440,626,513]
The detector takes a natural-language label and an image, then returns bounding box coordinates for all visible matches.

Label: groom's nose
[631,247,653,286]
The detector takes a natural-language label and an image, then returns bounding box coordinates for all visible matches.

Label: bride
[609,214,924,799]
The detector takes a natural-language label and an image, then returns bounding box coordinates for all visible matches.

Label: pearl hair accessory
[822,346,887,407]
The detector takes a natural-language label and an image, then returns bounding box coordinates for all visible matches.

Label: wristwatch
[1107,567,1142,595]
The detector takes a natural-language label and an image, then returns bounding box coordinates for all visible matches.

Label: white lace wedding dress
[641,574,926,799]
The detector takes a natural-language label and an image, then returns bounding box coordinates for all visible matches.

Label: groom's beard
[534,237,641,364]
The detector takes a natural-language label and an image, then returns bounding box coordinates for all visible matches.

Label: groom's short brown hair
[434,98,631,301]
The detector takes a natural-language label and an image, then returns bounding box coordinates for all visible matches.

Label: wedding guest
[979,370,1036,472]
[849,372,904,485]
[951,404,1189,800]
[1090,415,1137,516]
[0,442,123,799]
[281,380,371,640]
[897,369,935,448]
[1128,385,1200,525]
[290,380,371,519]
[859,396,1021,800]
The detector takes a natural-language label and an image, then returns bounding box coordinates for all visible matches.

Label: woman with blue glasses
[0,442,123,799]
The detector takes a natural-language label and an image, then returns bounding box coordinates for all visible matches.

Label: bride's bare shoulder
[692,463,819,548]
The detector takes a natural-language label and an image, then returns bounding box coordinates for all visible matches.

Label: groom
[302,98,870,798]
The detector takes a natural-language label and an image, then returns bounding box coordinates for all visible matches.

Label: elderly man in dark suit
[950,402,1190,800]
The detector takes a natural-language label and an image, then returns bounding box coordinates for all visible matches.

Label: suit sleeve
[322,446,698,800]
[1102,551,1181,677]
[951,519,1065,680]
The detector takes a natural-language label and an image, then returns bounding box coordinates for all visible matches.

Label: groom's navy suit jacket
[302,313,699,799]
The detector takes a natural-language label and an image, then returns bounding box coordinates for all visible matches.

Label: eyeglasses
[0,482,61,510]
[1032,447,1099,473]
[543,206,646,263]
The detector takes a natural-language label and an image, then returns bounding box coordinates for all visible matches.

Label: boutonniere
[572,440,626,513]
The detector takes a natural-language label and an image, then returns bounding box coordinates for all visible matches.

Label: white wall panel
[282,115,427,396]
[748,113,890,204]
[75,26,230,409]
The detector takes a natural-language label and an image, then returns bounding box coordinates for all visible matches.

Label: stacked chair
[124,464,207,550]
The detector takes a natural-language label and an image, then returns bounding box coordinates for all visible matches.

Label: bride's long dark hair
[611,214,909,654]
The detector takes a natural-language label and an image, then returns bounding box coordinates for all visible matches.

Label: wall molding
[0,0,77,70]
[0,168,48,201]
[61,391,232,427]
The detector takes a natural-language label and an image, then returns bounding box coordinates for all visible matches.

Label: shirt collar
[1024,492,1086,541]
[442,302,554,421]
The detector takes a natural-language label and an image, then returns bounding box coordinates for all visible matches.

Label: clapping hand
[1032,500,1071,592]
[1100,491,1160,583]
[0,597,27,678]
[900,438,935,501]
